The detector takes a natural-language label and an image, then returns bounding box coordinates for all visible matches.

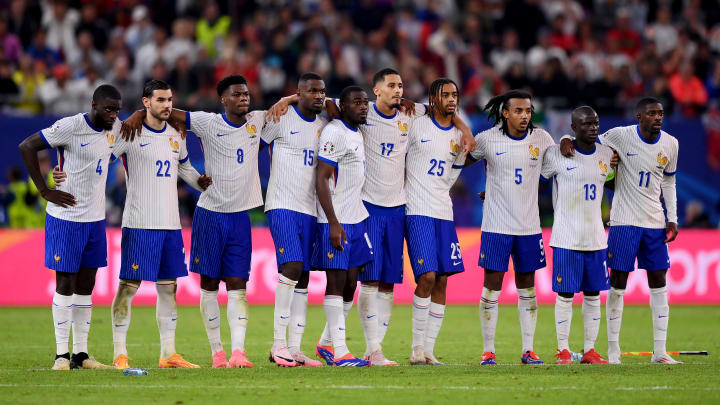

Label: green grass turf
[0,305,718,404]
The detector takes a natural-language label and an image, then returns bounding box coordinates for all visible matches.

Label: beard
[149,108,170,121]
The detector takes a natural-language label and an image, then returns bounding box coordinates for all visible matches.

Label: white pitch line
[0,384,718,392]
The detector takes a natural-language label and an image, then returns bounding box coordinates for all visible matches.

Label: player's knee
[416,272,436,294]
[325,270,346,295]
[295,271,310,289]
[646,270,667,289]
[74,268,97,295]
[558,292,574,299]
[483,270,503,290]
[378,282,394,293]
[362,280,380,287]
[583,291,599,297]
[225,277,247,290]
[200,275,220,291]
[515,272,535,289]
[280,262,303,281]
[610,270,628,289]
[55,272,76,295]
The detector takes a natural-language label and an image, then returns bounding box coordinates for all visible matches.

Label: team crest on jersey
[656,152,668,168]
[450,139,461,156]
[107,133,115,144]
[397,121,409,136]
[169,137,179,151]
[322,141,335,153]
[246,123,257,134]
[599,160,608,176]
[529,145,540,160]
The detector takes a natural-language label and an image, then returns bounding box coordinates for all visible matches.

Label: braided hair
[483,89,535,135]
[427,78,459,116]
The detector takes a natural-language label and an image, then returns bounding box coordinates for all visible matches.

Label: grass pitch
[0,304,718,404]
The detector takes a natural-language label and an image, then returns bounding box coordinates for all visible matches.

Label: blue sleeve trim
[179,155,189,164]
[540,175,550,182]
[318,155,338,168]
[185,111,191,131]
[663,170,676,176]
[260,138,269,147]
[451,164,464,169]
[110,153,117,162]
[39,131,51,148]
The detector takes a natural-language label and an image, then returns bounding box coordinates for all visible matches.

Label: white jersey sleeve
[405,115,465,221]
[263,106,327,216]
[601,125,678,228]
[316,120,368,224]
[190,111,265,213]
[547,144,614,250]
[41,114,117,222]
[475,126,555,235]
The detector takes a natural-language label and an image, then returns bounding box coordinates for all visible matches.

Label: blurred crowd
[1,0,719,229]
[0,0,718,116]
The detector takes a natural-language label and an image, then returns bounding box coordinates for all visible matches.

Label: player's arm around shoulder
[540,144,560,180]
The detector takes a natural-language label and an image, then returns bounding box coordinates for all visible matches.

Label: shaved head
[571,106,597,125]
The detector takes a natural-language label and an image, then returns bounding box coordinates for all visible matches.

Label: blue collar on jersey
[142,120,167,133]
[506,129,529,141]
[573,139,596,155]
[373,103,397,120]
[83,113,103,132]
[636,125,661,144]
[221,113,244,128]
[430,114,454,131]
[338,118,358,132]
[293,105,316,123]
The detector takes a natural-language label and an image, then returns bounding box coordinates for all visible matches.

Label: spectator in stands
[67,30,104,76]
[134,28,169,83]
[0,59,19,106]
[124,5,155,53]
[548,13,578,52]
[27,29,60,69]
[42,0,79,58]
[526,29,567,79]
[645,7,678,57]
[489,29,524,76]
[8,0,41,48]
[37,63,77,115]
[0,18,22,63]
[605,8,642,58]
[684,200,712,228]
[11,53,44,113]
[669,62,709,117]
[196,1,230,58]
[168,55,198,110]
[76,3,109,52]
[107,56,140,113]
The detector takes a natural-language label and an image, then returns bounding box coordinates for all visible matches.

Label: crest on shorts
[132,263,139,270]
[327,252,334,259]
[54,254,61,262]
[279,248,285,254]
[194,257,199,264]
[417,258,424,265]
[529,145,540,160]
[169,137,179,151]
[608,252,613,259]
[556,276,562,283]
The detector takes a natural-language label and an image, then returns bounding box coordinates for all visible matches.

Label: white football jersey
[187,110,264,213]
[40,113,120,222]
[262,105,327,216]
[316,119,368,224]
[541,143,614,250]
[111,122,198,229]
[360,102,426,207]
[471,126,555,235]
[405,114,466,221]
[599,125,678,228]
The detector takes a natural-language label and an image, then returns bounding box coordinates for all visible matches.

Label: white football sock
[200,289,223,354]
[273,275,297,348]
[358,284,380,355]
[606,287,625,359]
[227,289,249,352]
[288,288,308,354]
[424,302,445,357]
[555,295,573,351]
[650,286,669,355]
[517,287,538,353]
[111,279,139,358]
[377,291,394,344]
[319,299,353,346]
[52,292,72,355]
[71,294,92,354]
[324,295,348,358]
[411,294,431,350]
[583,295,601,353]
[480,287,500,353]
[156,280,178,360]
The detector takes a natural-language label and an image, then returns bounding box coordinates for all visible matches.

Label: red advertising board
[1,228,719,305]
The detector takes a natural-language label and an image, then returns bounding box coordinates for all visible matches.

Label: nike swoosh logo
[453,261,462,265]
[364,123,376,126]
[216,133,228,137]
[280,316,288,319]
[338,328,345,331]
[383,323,389,326]
[495,152,507,155]
[609,317,619,321]
[421,139,431,143]
[297,323,305,327]
[593,318,600,321]
[208,316,218,322]
[140,143,150,147]
[658,315,668,318]
[238,317,247,320]
[566,167,577,171]
[557,320,567,324]
[57,320,68,325]
[114,324,126,327]
[626,152,638,156]
[86,321,91,324]
[354,146,358,151]
[290,130,300,134]
[80,143,89,147]
[366,315,376,319]
[483,306,493,310]
[171,318,177,321]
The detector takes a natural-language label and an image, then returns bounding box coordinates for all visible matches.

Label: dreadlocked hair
[483,89,535,135]
[427,78,459,116]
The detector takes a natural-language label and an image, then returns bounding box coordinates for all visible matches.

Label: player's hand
[329,221,347,251]
[610,150,620,168]
[665,222,679,243]
[267,98,291,123]
[325,99,341,121]
[399,98,416,116]
[198,175,212,190]
[167,116,187,139]
[460,131,477,154]
[40,188,76,208]
[560,136,575,157]
[121,110,145,141]
[52,166,67,185]
[477,191,486,200]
